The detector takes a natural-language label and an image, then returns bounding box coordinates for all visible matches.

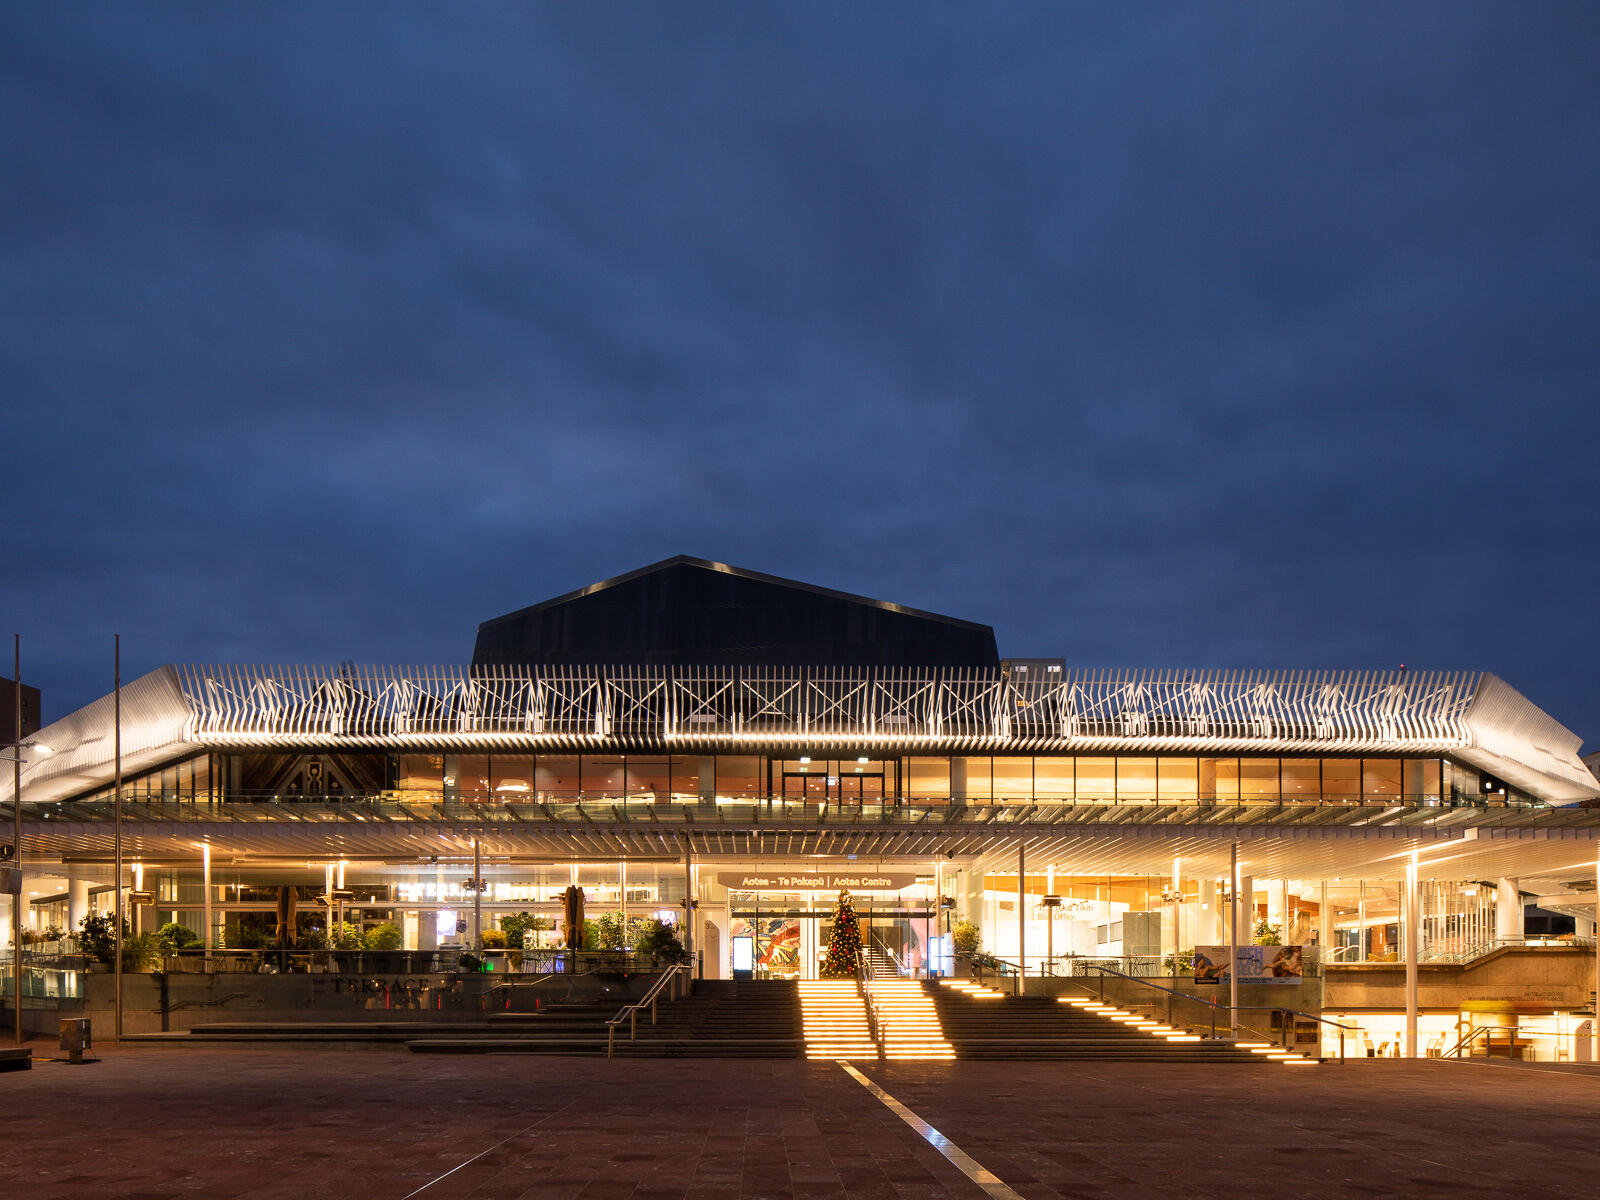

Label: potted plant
[365,921,403,970]
[156,921,202,969]
[77,913,127,972]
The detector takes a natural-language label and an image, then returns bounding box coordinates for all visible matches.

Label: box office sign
[718,871,919,892]
[1193,944,1304,984]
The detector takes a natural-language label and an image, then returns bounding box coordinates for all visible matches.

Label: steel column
[1405,850,1419,1058]
[1229,840,1239,1037]
[114,634,123,1043]
[11,636,21,1046]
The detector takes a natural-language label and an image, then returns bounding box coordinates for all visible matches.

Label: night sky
[5,7,1598,744]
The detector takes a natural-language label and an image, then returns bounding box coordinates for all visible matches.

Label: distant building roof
[472,555,1000,670]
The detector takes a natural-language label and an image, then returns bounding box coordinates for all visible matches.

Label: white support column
[1171,857,1181,959]
[1238,873,1254,943]
[1358,881,1367,961]
[1405,851,1419,1058]
[66,870,91,937]
[1318,879,1327,951]
[1198,879,1220,944]
[1017,842,1026,991]
[201,843,213,963]
[1496,878,1522,942]
[1229,841,1239,1036]
[472,837,482,950]
[684,844,696,972]
[1319,877,1329,1011]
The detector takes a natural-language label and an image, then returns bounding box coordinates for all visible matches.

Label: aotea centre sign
[718,871,919,893]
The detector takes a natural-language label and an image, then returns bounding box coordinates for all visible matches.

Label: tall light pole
[1229,841,1239,1037]
[11,635,21,1046]
[113,635,123,1042]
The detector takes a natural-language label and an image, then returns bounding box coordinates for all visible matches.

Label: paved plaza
[2,1044,1597,1199]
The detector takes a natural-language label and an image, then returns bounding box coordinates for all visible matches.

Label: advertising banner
[1193,944,1304,984]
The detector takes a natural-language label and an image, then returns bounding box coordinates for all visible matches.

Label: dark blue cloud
[2,4,1597,743]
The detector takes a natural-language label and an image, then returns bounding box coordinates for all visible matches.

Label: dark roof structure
[472,556,1000,670]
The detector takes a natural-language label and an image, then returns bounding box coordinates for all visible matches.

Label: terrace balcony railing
[16,789,1552,823]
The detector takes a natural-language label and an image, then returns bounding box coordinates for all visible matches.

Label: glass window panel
[1403,758,1425,800]
[1421,758,1441,800]
[1034,757,1074,800]
[952,757,991,801]
[1239,758,1279,799]
[1157,757,1197,801]
[1076,757,1115,800]
[1401,758,1442,800]
[715,756,761,799]
[1200,757,1238,799]
[456,756,490,801]
[399,756,443,795]
[580,755,624,797]
[1281,758,1320,799]
[992,757,1032,801]
[1116,758,1157,800]
[489,757,534,799]
[535,756,580,798]
[1322,758,1360,800]
[907,758,950,800]
[625,757,671,801]
[669,754,700,801]
[1363,758,1402,798]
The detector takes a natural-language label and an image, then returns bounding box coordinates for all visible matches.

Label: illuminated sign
[717,871,918,892]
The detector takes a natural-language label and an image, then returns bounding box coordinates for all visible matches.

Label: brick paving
[1,1043,1596,1199]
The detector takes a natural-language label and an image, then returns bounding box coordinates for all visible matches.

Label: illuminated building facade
[5,558,1598,1057]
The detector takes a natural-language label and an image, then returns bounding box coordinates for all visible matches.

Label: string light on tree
[820,889,861,978]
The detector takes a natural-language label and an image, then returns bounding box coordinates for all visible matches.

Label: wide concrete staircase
[930,981,1315,1064]
[132,978,1316,1063]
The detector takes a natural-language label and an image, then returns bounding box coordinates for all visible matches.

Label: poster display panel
[1193,944,1303,984]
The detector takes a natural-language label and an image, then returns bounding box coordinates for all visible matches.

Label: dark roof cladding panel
[472,556,999,669]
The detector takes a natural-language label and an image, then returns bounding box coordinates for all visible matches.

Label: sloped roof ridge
[476,555,995,634]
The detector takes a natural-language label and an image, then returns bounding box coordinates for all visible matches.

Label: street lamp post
[11,635,21,1046]
[1042,895,1061,976]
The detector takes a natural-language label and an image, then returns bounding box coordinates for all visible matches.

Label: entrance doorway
[730,895,933,980]
[780,760,887,802]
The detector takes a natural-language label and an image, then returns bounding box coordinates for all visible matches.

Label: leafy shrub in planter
[366,922,403,951]
[122,932,162,972]
[630,918,688,963]
[590,911,628,950]
[479,929,507,949]
[78,914,130,965]
[233,925,276,950]
[951,919,981,957]
[157,922,202,954]
[499,912,552,950]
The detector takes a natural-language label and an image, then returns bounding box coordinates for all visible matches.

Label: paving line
[837,1062,1026,1200]
[399,1101,574,1199]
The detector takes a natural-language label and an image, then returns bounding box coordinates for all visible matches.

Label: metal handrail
[957,952,1024,995]
[604,962,689,1057]
[857,951,884,1056]
[1075,963,1355,1062]
[1439,1022,1536,1060]
[1441,1024,1493,1059]
[869,938,909,978]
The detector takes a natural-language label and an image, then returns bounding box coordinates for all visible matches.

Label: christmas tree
[819,889,862,978]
